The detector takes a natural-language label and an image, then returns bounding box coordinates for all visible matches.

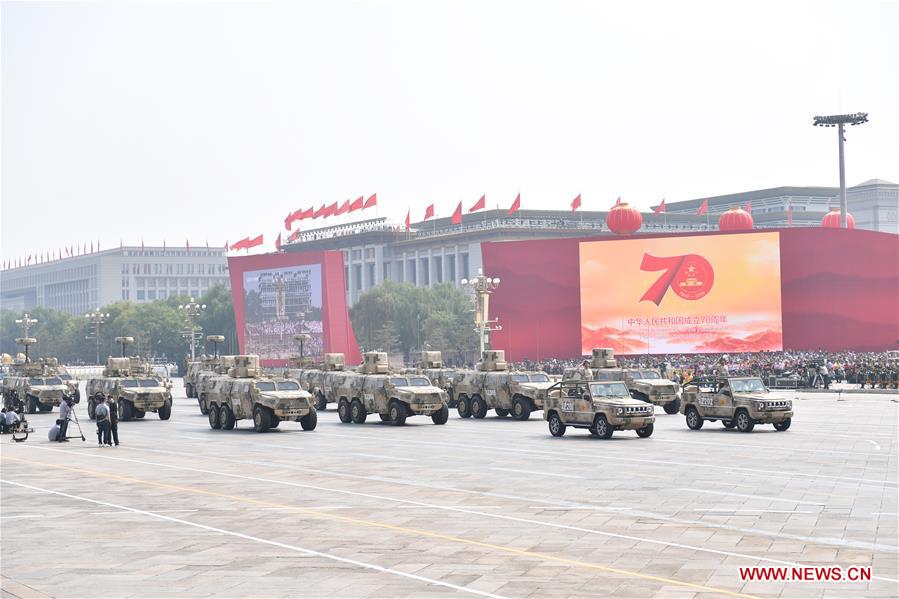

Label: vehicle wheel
[593,414,613,439]
[300,409,317,431]
[208,404,221,429]
[315,393,327,411]
[270,416,281,428]
[351,399,367,424]
[722,420,735,429]
[337,399,351,423]
[199,397,208,415]
[512,397,531,421]
[470,396,488,419]
[431,404,449,425]
[133,409,146,419]
[456,395,471,419]
[773,418,791,432]
[26,397,38,414]
[119,400,133,422]
[685,406,703,430]
[548,412,566,437]
[220,405,236,430]
[388,401,407,426]
[636,423,654,438]
[39,403,52,412]
[663,399,680,415]
[253,405,271,432]
[494,408,509,418]
[378,413,390,422]
[735,409,755,433]
[88,398,96,420]
[158,399,172,420]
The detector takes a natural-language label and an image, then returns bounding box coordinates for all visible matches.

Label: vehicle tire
[773,418,791,432]
[593,414,613,439]
[253,405,271,432]
[338,399,351,423]
[512,397,531,421]
[663,399,680,415]
[456,395,471,419]
[431,404,449,425]
[39,402,52,412]
[208,404,221,429]
[315,393,327,411]
[470,396,488,419]
[119,400,133,422]
[722,419,735,429]
[88,398,96,420]
[548,412,566,437]
[494,407,509,418]
[26,396,38,414]
[270,416,280,428]
[133,409,146,419]
[300,409,317,431]
[351,399,367,424]
[685,406,703,430]
[158,399,172,420]
[636,423,654,438]
[199,397,208,415]
[220,405,236,430]
[378,413,390,422]
[735,409,755,433]
[388,400,407,426]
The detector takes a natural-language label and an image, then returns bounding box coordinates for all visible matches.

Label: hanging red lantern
[821,208,855,229]
[607,202,643,234]
[717,207,754,231]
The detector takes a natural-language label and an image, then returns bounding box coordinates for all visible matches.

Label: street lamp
[460,269,502,355]
[85,309,110,365]
[14,313,39,363]
[206,335,225,358]
[813,112,869,228]
[293,333,311,361]
[178,297,206,361]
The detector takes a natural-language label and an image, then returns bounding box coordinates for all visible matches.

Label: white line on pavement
[677,488,828,506]
[692,509,817,514]
[351,453,416,462]
[488,467,584,479]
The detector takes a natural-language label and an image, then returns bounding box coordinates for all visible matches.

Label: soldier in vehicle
[574,359,593,381]
[715,357,729,377]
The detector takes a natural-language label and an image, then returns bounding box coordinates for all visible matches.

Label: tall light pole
[15,313,39,363]
[461,269,502,355]
[207,335,225,358]
[178,297,206,361]
[85,309,110,365]
[813,112,868,228]
[293,333,311,361]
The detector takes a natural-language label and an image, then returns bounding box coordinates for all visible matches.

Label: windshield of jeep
[29,378,44,385]
[59,374,72,381]
[138,379,158,387]
[730,378,766,393]
[45,377,62,385]
[529,373,550,382]
[595,370,621,381]
[636,370,661,379]
[511,374,530,383]
[589,382,630,398]
[121,380,139,388]
[277,381,300,391]
[255,381,276,392]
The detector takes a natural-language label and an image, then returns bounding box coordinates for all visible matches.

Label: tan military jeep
[452,350,552,420]
[86,357,173,421]
[2,369,68,414]
[205,355,316,433]
[681,376,793,432]
[544,379,655,438]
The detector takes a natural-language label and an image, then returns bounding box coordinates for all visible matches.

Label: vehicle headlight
[616,407,624,415]
[756,401,766,410]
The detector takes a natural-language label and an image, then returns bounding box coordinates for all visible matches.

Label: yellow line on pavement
[2,455,759,599]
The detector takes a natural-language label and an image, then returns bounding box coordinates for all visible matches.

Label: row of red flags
[284,194,378,230]
[4,241,101,269]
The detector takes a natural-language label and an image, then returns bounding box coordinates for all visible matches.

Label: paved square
[2,382,897,598]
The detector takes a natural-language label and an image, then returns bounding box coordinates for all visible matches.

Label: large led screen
[579,232,784,354]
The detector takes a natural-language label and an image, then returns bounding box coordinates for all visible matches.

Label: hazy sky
[2,0,897,258]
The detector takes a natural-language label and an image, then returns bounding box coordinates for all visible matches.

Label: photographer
[57,397,73,442]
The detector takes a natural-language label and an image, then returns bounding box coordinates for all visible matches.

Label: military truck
[335,351,449,425]
[43,359,81,404]
[564,348,681,414]
[680,376,793,432]
[543,378,656,438]
[406,351,457,404]
[184,337,226,399]
[1,339,74,413]
[196,355,237,414]
[451,350,553,420]
[85,337,173,421]
[293,353,348,411]
[205,355,317,432]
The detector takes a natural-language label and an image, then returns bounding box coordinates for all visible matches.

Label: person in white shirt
[94,397,111,446]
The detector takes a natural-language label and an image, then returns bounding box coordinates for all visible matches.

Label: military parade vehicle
[1,338,75,414]
[543,378,656,438]
[406,351,457,404]
[680,375,793,432]
[204,355,317,432]
[184,336,227,399]
[290,353,348,410]
[86,337,174,421]
[564,348,681,414]
[196,355,237,414]
[452,350,553,420]
[335,351,449,425]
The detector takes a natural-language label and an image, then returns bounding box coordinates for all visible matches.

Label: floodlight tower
[84,309,110,365]
[812,112,868,228]
[178,297,206,360]
[293,333,311,360]
[461,269,502,354]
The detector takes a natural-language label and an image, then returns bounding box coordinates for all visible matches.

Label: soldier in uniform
[574,360,593,381]
[714,357,729,378]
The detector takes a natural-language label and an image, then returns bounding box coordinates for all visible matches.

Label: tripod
[66,406,87,442]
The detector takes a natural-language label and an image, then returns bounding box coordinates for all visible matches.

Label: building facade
[1,246,229,315]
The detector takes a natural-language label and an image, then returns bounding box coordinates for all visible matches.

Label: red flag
[787,204,793,226]
[470,195,486,213]
[508,193,521,216]
[696,199,708,216]
[141,240,145,254]
[224,240,229,251]
[571,194,582,212]
[288,229,302,242]
[206,241,209,250]
[405,210,411,231]
[301,207,315,219]
[451,201,463,225]
[312,204,326,218]
[285,212,295,230]
[745,200,752,213]
[90,241,94,253]
[363,193,377,209]
[323,201,339,217]
[186,239,190,251]
[423,204,435,220]
[349,196,363,212]
[335,200,350,216]
[654,199,666,215]
[275,232,282,251]
[245,234,263,249]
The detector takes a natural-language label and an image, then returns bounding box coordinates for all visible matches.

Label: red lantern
[717,207,754,231]
[607,202,643,234]
[821,209,855,229]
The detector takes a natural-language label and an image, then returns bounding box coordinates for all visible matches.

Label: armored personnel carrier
[85,337,173,421]
[451,350,553,420]
[564,348,681,414]
[406,351,457,404]
[681,375,792,432]
[291,353,348,411]
[184,335,227,399]
[334,351,449,425]
[543,378,655,438]
[204,355,317,432]
[1,338,75,413]
[196,355,237,414]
